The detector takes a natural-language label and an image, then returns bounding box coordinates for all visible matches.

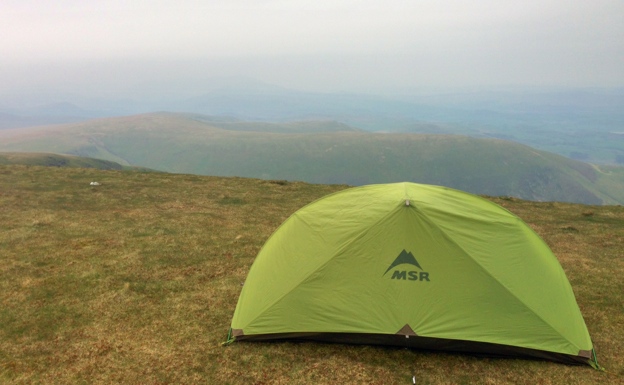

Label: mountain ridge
[1,112,623,205]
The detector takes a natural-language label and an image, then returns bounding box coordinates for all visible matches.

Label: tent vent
[405,199,410,206]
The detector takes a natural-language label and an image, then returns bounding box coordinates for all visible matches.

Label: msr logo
[384,249,430,282]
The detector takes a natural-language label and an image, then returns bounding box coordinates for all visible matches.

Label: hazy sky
[2,0,623,97]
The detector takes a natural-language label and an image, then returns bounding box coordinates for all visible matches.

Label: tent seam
[411,204,585,353]
[241,201,406,329]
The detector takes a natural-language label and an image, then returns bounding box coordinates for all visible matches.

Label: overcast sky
[2,0,623,98]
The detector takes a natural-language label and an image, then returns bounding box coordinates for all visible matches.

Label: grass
[0,165,623,384]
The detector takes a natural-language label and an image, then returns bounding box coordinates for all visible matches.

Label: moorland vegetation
[1,165,622,384]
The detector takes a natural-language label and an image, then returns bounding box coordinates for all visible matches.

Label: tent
[227,182,597,366]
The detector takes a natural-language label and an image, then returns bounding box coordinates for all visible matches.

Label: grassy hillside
[0,166,622,384]
[0,152,152,171]
[1,112,624,205]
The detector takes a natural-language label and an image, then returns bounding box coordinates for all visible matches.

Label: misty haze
[2,1,624,383]
[1,1,623,201]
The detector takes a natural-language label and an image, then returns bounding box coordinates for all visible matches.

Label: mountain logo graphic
[384,249,430,282]
[384,249,422,275]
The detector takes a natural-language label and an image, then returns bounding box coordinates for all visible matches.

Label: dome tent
[227,182,597,366]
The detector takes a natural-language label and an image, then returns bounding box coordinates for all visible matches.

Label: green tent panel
[228,182,597,366]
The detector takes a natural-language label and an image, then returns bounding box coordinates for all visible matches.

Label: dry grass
[0,165,622,384]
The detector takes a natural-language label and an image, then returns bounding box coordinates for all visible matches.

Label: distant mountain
[0,102,105,129]
[1,112,623,205]
[174,88,451,123]
[169,86,624,165]
[2,83,622,165]
[0,111,90,130]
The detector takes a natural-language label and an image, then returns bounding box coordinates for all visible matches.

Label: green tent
[227,182,597,366]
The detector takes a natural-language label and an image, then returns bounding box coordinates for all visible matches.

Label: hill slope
[0,152,140,170]
[0,166,621,383]
[1,112,623,205]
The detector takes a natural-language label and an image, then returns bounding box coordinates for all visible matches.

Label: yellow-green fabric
[230,182,592,360]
